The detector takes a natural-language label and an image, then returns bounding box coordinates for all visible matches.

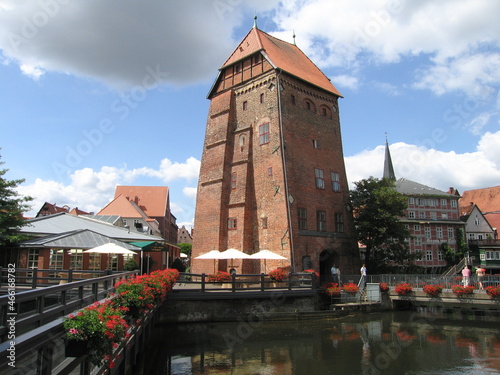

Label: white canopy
[83,243,137,255]
[249,250,287,260]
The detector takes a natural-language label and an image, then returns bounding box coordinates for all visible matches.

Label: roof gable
[113,186,169,217]
[219,27,342,97]
[98,194,144,218]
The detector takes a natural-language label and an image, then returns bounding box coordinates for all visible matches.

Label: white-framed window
[408,211,415,219]
[419,211,426,219]
[451,200,457,208]
[448,228,454,239]
[441,199,447,206]
[426,251,433,261]
[335,213,344,233]
[425,227,431,238]
[315,168,325,189]
[331,172,341,192]
[49,249,64,270]
[436,227,443,238]
[259,123,270,145]
[228,218,237,230]
[414,237,422,246]
[317,210,326,231]
[414,224,420,231]
[70,249,83,270]
[409,197,415,205]
[430,211,437,219]
[441,213,448,219]
[438,251,444,261]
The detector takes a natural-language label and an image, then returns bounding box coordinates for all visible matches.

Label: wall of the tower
[278,75,360,275]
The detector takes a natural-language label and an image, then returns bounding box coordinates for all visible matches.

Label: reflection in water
[141,311,500,375]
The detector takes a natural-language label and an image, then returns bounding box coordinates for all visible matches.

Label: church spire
[383,134,396,181]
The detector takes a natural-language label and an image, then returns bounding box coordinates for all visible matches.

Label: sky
[1,0,499,230]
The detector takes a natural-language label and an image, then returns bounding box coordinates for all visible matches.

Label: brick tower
[192,23,360,278]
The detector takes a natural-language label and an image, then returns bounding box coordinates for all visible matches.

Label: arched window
[303,99,316,112]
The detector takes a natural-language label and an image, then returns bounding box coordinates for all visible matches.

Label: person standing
[359,264,367,290]
[462,266,471,287]
[331,265,341,285]
[476,267,485,290]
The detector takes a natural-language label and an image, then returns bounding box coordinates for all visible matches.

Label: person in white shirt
[359,264,367,289]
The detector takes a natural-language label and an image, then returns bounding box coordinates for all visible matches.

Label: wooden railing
[175,272,317,293]
[0,271,137,343]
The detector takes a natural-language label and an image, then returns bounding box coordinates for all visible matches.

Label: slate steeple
[383,136,396,181]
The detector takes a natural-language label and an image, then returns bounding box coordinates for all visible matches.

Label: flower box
[451,285,475,297]
[65,339,88,357]
[423,284,443,297]
[395,283,413,296]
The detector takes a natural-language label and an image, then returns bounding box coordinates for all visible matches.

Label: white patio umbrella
[218,248,252,271]
[84,243,138,270]
[195,250,222,272]
[84,243,138,255]
[249,250,288,273]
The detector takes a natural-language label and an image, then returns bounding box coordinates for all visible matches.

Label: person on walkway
[359,264,367,290]
[331,265,340,285]
[476,267,485,290]
[462,266,471,287]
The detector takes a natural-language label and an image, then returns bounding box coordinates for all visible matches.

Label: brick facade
[192,28,360,277]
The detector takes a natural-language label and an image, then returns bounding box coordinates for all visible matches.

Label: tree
[179,243,192,256]
[0,153,33,247]
[350,177,415,273]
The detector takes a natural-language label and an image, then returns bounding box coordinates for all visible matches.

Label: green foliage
[350,177,415,273]
[171,258,186,272]
[123,257,139,271]
[0,153,33,246]
[179,243,192,256]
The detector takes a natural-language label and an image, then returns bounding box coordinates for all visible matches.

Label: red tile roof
[221,27,342,97]
[484,213,500,233]
[98,194,144,218]
[459,186,500,213]
[113,186,169,217]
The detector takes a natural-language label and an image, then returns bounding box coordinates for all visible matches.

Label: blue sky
[1,0,499,229]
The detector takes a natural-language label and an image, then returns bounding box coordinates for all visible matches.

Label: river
[140,310,500,374]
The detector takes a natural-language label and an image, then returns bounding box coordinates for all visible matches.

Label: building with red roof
[192,22,360,278]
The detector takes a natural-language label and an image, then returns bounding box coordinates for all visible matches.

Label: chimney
[134,196,139,204]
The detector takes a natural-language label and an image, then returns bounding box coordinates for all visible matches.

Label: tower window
[317,211,326,231]
[243,101,248,110]
[259,123,270,145]
[315,168,324,189]
[298,208,307,230]
[267,167,273,176]
[331,172,340,192]
[260,93,264,103]
[231,172,237,189]
[304,99,316,112]
[335,213,344,233]
[320,105,331,117]
[228,218,237,230]
[312,140,319,149]
[291,95,296,105]
[261,217,268,229]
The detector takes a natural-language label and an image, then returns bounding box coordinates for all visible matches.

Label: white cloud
[332,74,359,91]
[17,157,201,220]
[272,0,500,98]
[0,0,277,89]
[345,131,500,193]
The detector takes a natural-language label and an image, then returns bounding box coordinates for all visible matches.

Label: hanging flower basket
[379,283,389,292]
[451,285,475,297]
[423,284,443,297]
[485,286,500,299]
[395,283,413,296]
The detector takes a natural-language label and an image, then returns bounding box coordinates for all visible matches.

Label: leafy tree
[179,243,192,256]
[350,177,415,273]
[0,153,33,247]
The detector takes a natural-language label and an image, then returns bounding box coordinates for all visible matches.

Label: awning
[130,241,168,252]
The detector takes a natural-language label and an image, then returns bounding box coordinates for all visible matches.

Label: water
[141,310,500,375]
